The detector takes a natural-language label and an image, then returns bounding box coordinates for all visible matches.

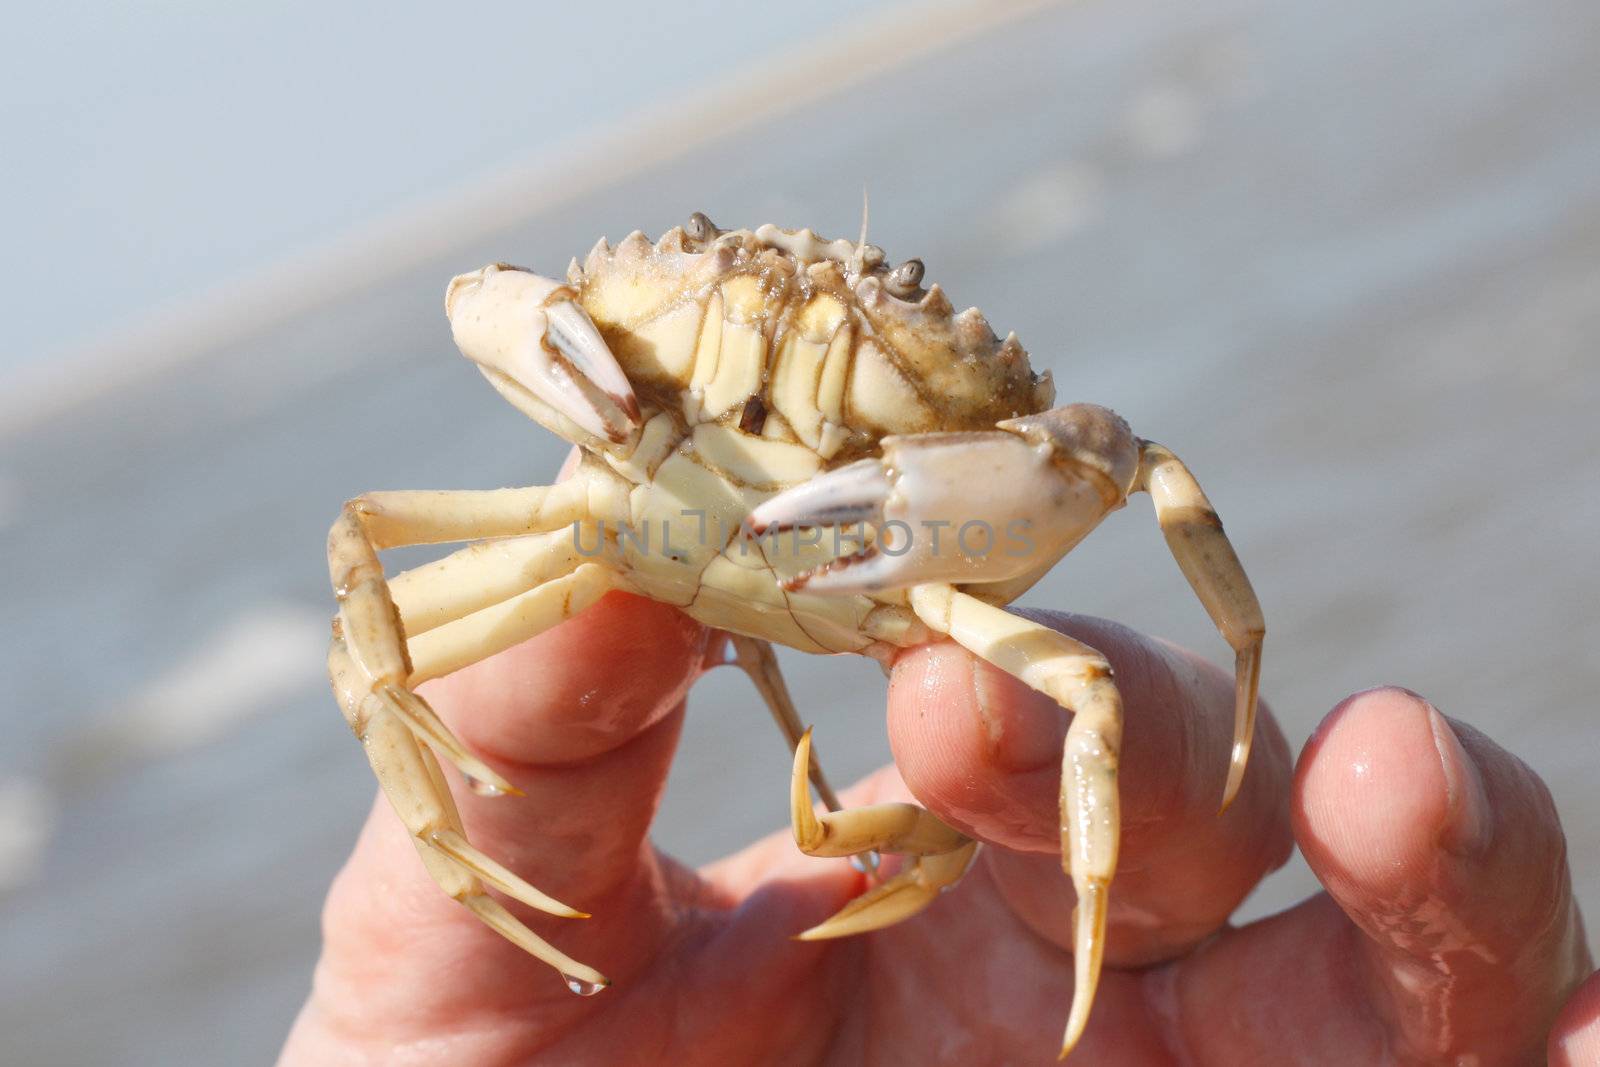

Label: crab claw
[446,263,641,443]
[747,413,1139,595]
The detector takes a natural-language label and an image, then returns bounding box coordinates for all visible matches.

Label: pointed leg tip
[794,913,859,941]
[791,728,827,852]
[1058,1004,1089,1060]
[532,892,591,920]
[1216,745,1250,814]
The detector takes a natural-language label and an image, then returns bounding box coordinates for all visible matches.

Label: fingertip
[886,640,1063,852]
[1296,687,1588,1059]
[1293,686,1486,896]
[426,590,709,765]
[1551,970,1600,1066]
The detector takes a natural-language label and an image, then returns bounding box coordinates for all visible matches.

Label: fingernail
[1428,702,1490,856]
[973,658,1063,772]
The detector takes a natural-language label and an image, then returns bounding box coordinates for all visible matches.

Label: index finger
[307,592,710,1035]
[886,610,1293,966]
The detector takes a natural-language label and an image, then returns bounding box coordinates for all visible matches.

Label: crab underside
[326,214,1265,1058]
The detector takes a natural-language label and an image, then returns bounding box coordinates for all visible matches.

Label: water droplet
[463,774,505,797]
[563,974,608,996]
[849,850,881,875]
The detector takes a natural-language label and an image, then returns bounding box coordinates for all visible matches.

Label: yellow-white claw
[428,829,589,919]
[1060,878,1109,1060]
[747,425,1123,596]
[372,685,521,798]
[446,263,641,444]
[791,728,967,858]
[463,894,609,993]
[1219,640,1264,813]
[796,841,979,942]
[748,459,889,537]
[790,727,826,852]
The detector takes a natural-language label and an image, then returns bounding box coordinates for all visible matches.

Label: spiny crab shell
[577,219,1053,451]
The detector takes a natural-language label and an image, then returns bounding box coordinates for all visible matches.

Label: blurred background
[3,0,1597,1062]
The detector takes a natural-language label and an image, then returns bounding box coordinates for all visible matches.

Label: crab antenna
[852,185,871,274]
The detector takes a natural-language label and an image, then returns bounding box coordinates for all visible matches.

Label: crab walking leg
[726,634,843,813]
[387,527,592,637]
[796,842,980,941]
[789,727,978,938]
[405,563,618,686]
[1133,441,1265,811]
[327,636,606,989]
[909,583,1122,1060]
[348,481,593,549]
[329,488,597,792]
[328,489,624,989]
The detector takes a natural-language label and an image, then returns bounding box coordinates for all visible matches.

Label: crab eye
[885,258,924,298]
[686,212,718,243]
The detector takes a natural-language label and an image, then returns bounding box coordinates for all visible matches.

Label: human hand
[279,594,1595,1065]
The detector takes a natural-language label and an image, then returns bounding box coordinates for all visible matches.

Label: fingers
[886,610,1293,965]
[311,592,710,1035]
[1551,970,1600,1066]
[417,589,708,878]
[1288,686,1590,1062]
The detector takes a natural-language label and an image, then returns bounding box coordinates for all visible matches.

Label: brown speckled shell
[572,224,1054,461]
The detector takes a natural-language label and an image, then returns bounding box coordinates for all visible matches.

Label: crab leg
[406,563,618,685]
[348,482,593,548]
[797,843,980,942]
[328,487,619,991]
[1133,441,1265,811]
[725,634,843,813]
[787,727,977,938]
[329,489,597,788]
[908,583,1122,1061]
[387,527,593,636]
[328,634,605,988]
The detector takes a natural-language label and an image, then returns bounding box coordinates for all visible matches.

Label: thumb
[1551,970,1600,1066]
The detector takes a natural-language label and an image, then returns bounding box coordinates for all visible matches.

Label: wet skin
[280,593,1598,1065]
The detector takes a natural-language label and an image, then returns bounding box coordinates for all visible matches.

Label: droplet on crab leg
[462,773,507,797]
[563,975,607,996]
[849,850,882,876]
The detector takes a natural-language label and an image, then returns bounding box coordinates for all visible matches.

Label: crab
[325,213,1265,1058]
